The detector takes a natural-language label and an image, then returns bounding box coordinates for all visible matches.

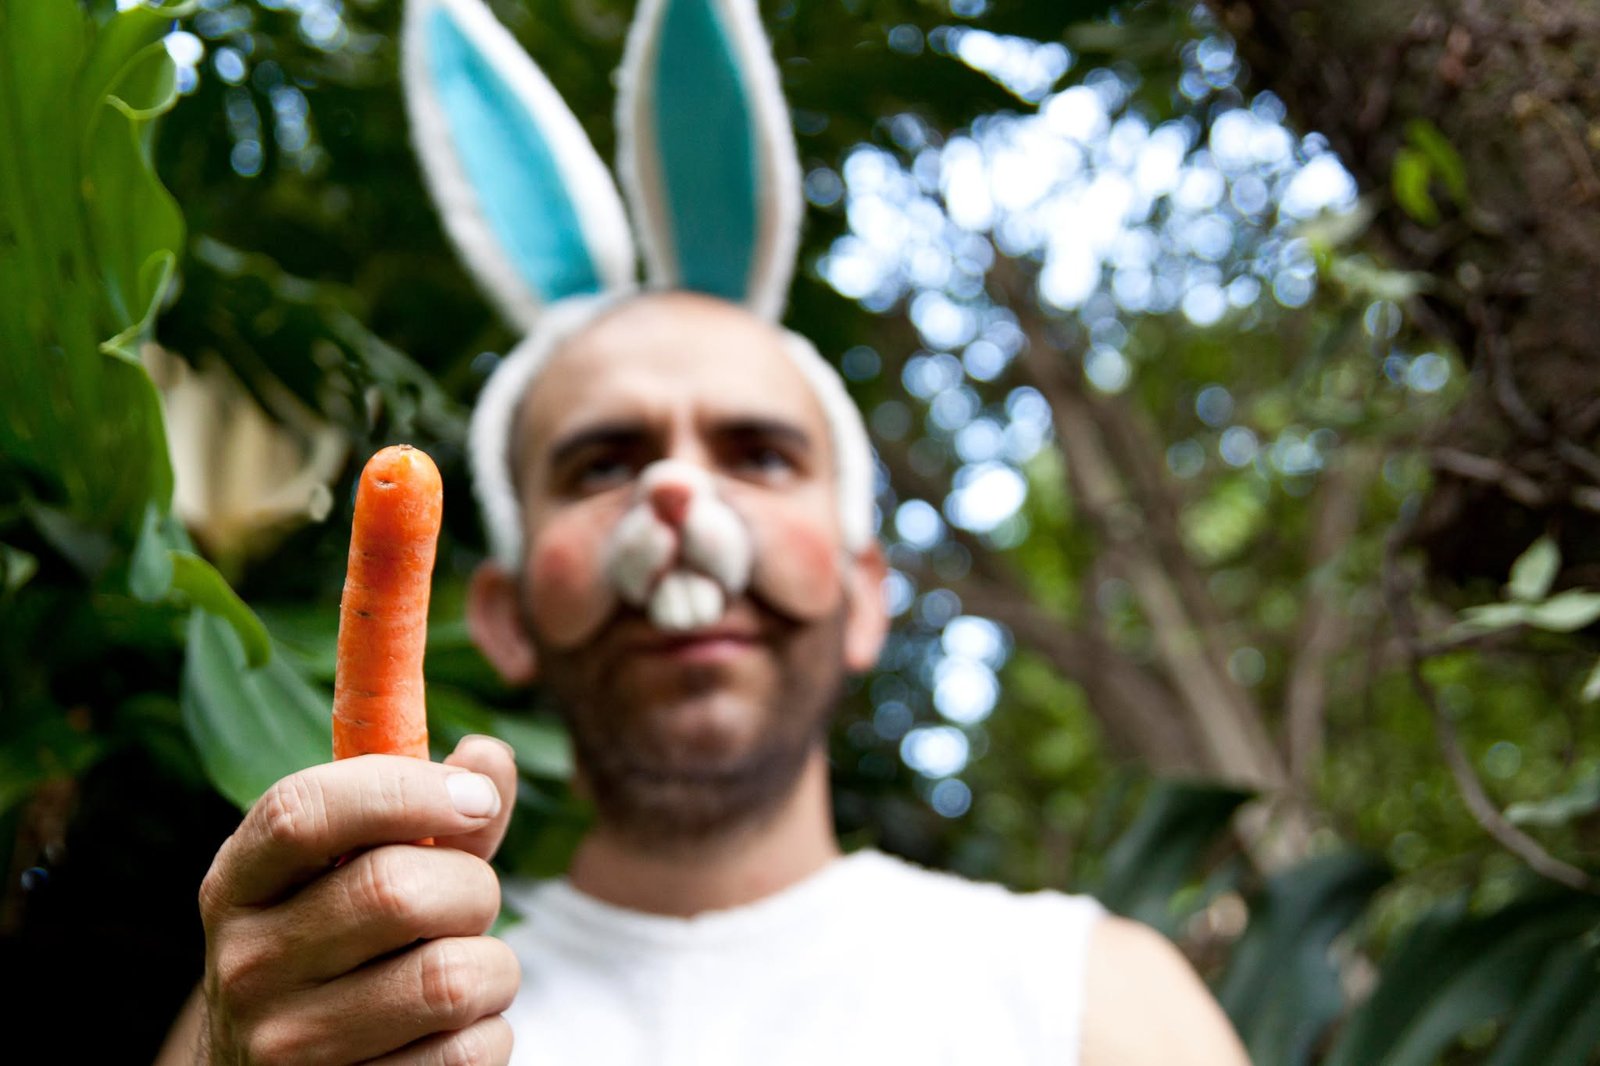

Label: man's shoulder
[1080,915,1252,1066]
[861,860,1251,1066]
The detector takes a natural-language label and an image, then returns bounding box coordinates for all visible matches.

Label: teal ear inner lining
[654,0,757,301]
[427,6,602,301]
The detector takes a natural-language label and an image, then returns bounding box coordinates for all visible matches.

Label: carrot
[332,444,443,766]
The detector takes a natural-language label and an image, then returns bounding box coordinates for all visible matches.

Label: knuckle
[438,1024,495,1066]
[353,847,425,929]
[418,941,483,1024]
[258,773,327,851]
[243,1019,305,1066]
[197,853,231,921]
[212,936,273,1004]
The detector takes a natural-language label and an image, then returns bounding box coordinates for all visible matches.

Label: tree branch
[999,290,1287,791]
[1381,512,1597,893]
[1285,449,1374,791]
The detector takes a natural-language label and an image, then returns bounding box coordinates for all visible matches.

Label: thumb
[437,734,518,861]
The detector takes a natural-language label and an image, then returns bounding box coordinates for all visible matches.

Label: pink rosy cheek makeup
[526,507,623,649]
[744,505,845,622]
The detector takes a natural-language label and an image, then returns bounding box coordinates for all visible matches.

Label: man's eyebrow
[715,417,814,451]
[546,422,649,468]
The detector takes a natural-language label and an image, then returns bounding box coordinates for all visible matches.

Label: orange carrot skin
[333,445,442,763]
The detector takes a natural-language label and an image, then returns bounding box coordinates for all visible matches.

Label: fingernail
[446,772,501,818]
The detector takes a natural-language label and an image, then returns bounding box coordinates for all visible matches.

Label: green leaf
[1485,938,1600,1066]
[0,0,179,542]
[253,600,340,681]
[170,551,271,668]
[1506,536,1559,603]
[1405,118,1469,210]
[181,610,331,810]
[1506,770,1600,829]
[1451,602,1532,637]
[1325,891,1600,1066]
[487,712,573,781]
[426,685,573,781]
[22,500,117,579]
[1327,253,1431,302]
[128,501,174,601]
[0,542,38,595]
[1218,852,1392,1066]
[123,508,268,666]
[84,31,184,357]
[1583,657,1600,702]
[1522,590,1600,633]
[1391,146,1439,226]
[1094,780,1253,934]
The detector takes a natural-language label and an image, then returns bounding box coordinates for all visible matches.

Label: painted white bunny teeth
[685,572,726,627]
[649,571,726,631]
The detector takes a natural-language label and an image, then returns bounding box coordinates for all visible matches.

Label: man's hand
[191,735,520,1065]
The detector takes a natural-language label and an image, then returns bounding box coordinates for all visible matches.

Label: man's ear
[467,560,539,686]
[842,541,890,673]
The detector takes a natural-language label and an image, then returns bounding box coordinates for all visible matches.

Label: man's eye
[570,456,634,492]
[735,445,796,478]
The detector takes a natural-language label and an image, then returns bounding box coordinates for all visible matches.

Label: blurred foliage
[1,0,1598,1063]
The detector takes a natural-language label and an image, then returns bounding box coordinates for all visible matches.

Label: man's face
[474,293,885,846]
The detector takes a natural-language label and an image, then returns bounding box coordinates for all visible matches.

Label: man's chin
[631,692,766,761]
[564,691,816,847]
[580,739,811,851]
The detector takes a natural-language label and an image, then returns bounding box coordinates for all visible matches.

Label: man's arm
[1080,915,1252,1066]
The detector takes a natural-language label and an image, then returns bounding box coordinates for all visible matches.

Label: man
[157,291,1249,1065]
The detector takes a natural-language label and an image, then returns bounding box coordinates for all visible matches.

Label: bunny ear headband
[401,0,874,568]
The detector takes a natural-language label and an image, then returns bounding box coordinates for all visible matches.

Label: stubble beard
[531,604,848,854]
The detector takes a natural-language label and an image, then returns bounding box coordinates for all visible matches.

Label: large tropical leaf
[1485,937,1600,1066]
[1217,851,1392,1066]
[1092,779,1253,934]
[427,684,573,782]
[0,0,190,541]
[180,610,330,811]
[1325,888,1600,1066]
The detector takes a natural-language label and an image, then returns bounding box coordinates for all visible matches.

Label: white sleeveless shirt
[498,849,1105,1065]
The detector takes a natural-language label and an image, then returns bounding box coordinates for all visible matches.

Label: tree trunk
[1210,0,1600,587]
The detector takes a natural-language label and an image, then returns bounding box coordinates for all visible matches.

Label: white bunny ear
[616,0,803,320]
[403,0,637,328]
